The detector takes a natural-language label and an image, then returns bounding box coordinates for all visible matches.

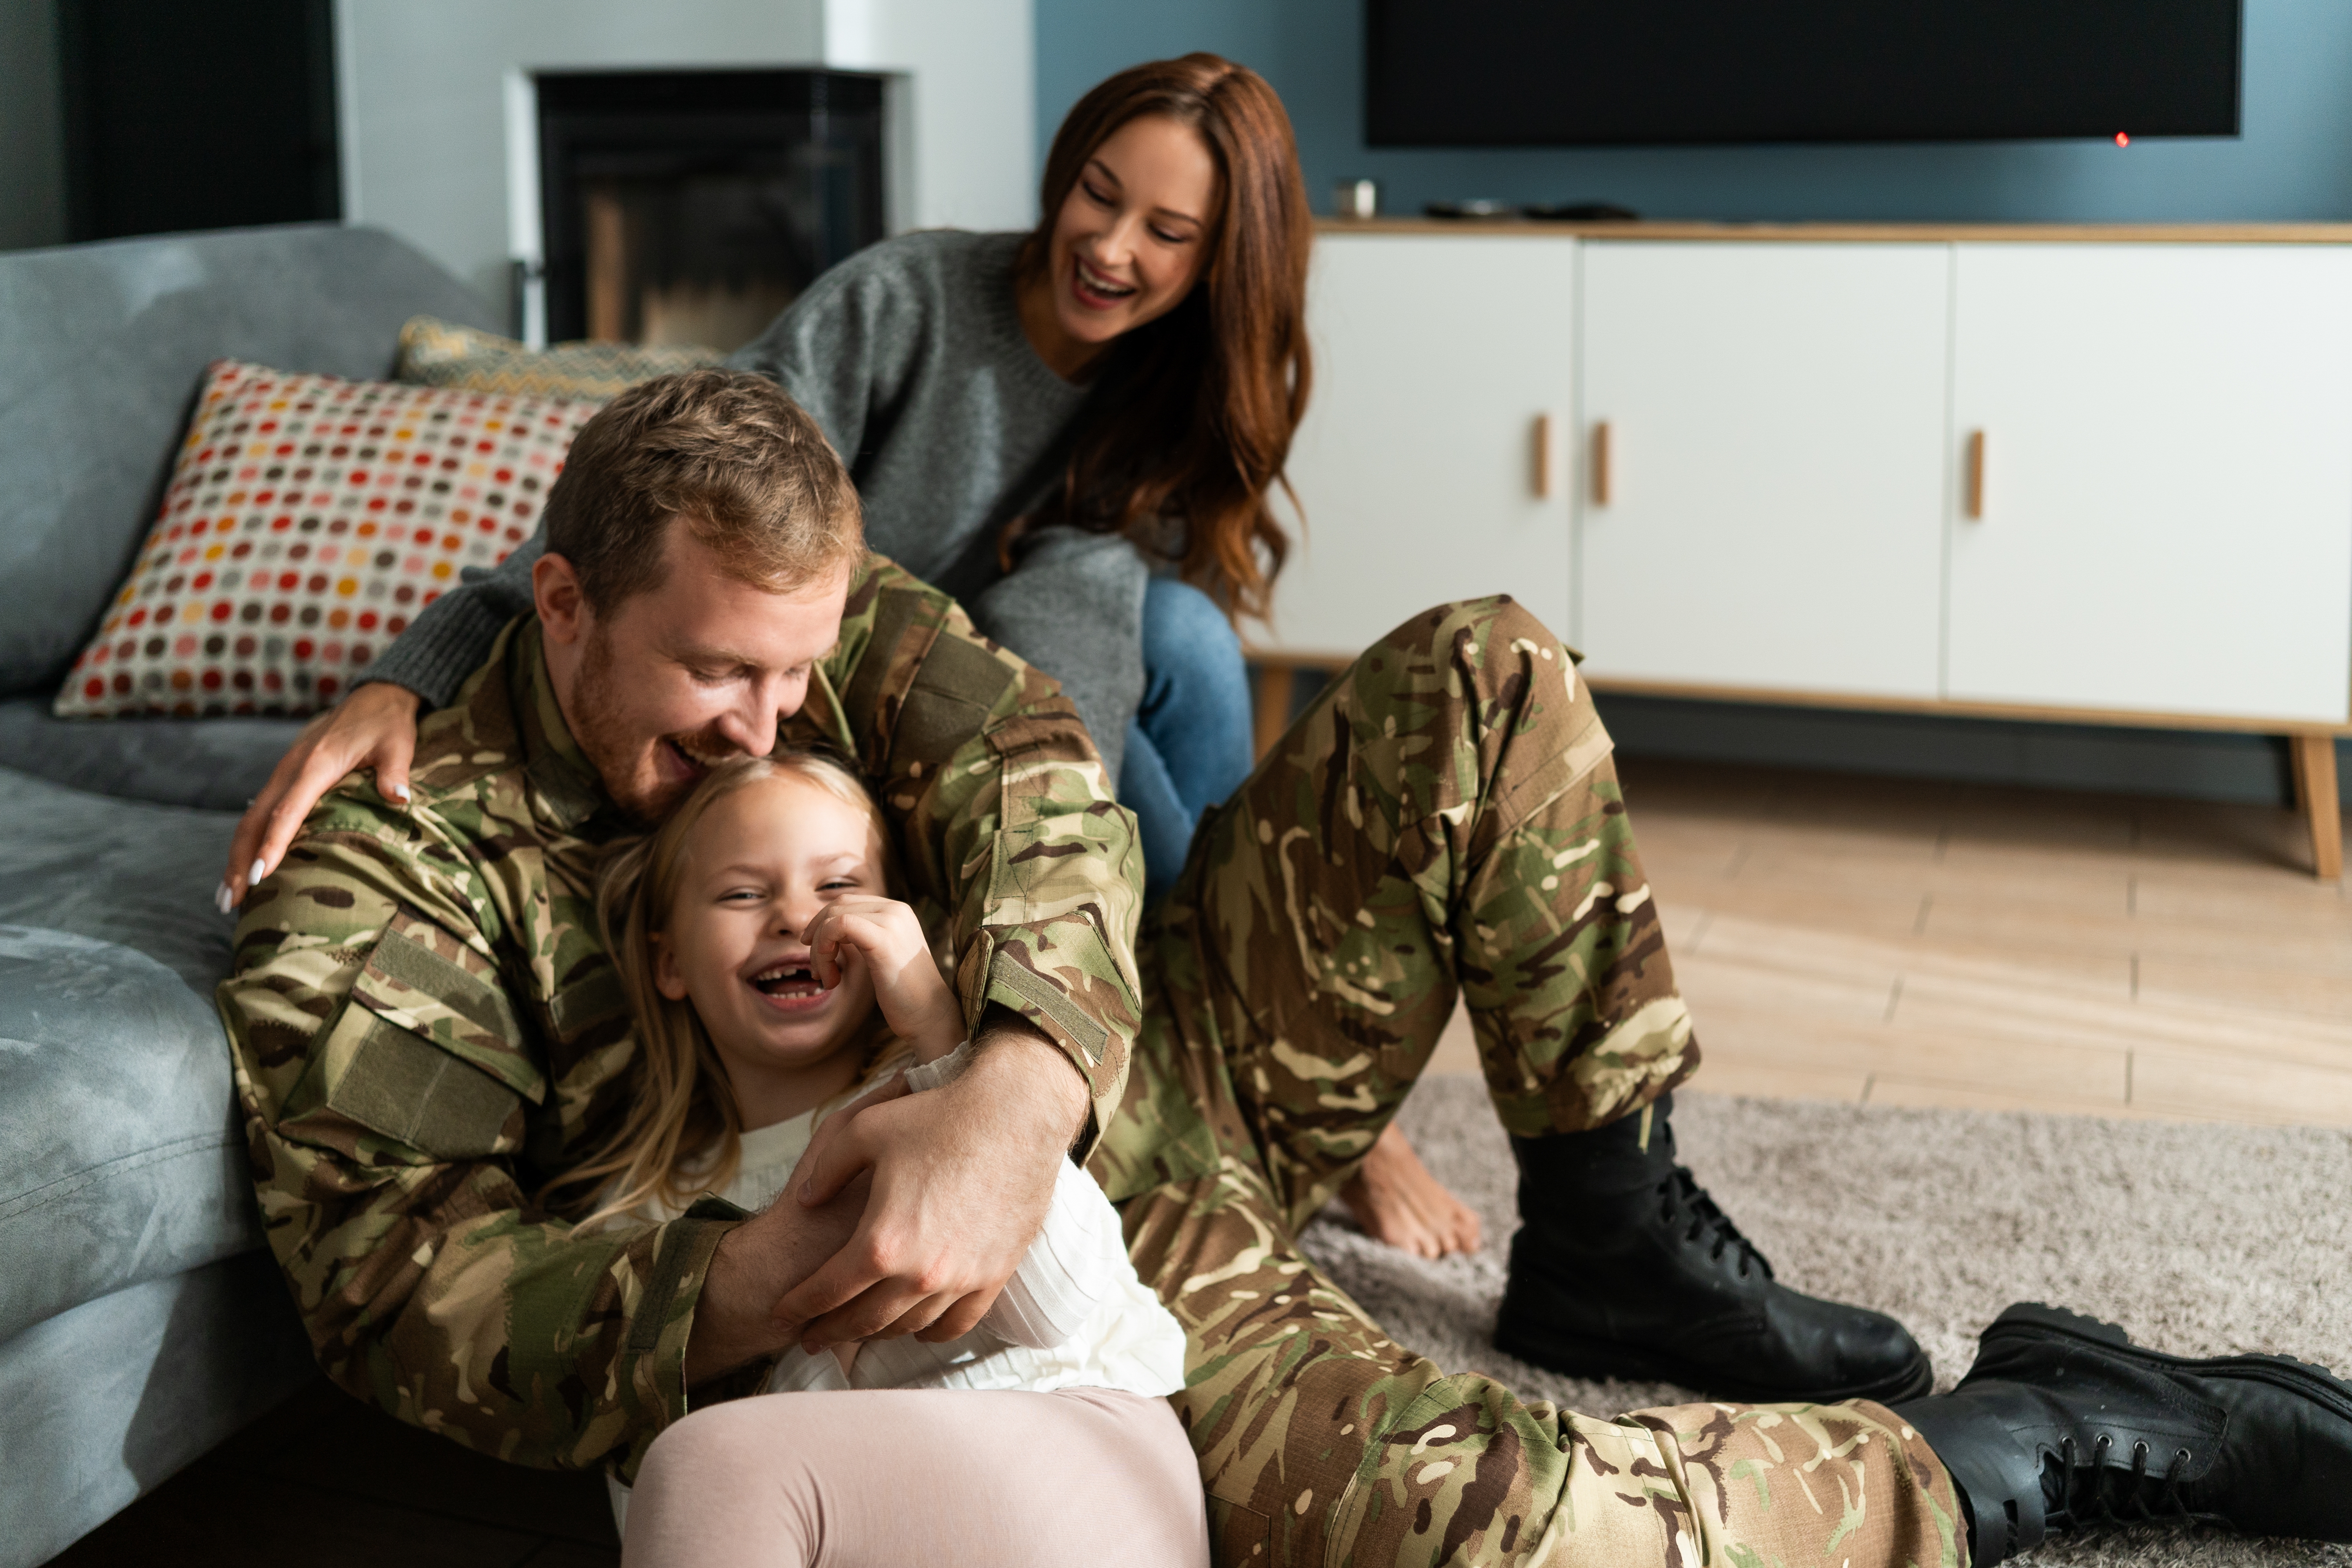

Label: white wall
[0,0,67,251]
[825,0,1035,232]
[336,0,1034,327]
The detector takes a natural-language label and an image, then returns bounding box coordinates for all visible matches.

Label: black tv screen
[1367,1,2243,147]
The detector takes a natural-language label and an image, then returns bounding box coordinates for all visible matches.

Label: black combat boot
[1493,1094,1932,1401]
[1893,1303,2352,1564]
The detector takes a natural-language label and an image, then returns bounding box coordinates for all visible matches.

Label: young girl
[570,751,1205,1568]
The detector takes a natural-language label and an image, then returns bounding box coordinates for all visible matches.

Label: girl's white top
[642,1045,1188,1401]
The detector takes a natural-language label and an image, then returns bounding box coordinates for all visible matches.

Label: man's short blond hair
[540,368,863,613]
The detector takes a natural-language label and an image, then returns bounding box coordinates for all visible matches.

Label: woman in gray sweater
[223,53,1483,1259]
[363,221,1229,883]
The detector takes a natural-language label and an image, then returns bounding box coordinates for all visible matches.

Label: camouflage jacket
[219,555,1144,1472]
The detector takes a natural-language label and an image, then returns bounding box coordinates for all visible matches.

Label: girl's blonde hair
[547,748,895,1230]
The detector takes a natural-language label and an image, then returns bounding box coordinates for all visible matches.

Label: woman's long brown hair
[1016,53,1313,622]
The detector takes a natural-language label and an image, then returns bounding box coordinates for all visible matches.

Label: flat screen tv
[1366,1,2243,147]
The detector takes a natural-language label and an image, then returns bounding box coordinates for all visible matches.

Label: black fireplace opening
[536,70,888,353]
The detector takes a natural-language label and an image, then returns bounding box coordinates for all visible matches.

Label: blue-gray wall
[1044,0,2352,808]
[1036,0,2352,221]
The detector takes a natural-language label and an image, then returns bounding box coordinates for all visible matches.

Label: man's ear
[535,552,591,646]
[652,933,690,1002]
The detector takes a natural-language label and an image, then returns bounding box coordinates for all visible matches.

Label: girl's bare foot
[1340,1122,1483,1259]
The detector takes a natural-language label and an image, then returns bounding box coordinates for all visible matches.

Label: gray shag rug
[1300,1078,2352,1566]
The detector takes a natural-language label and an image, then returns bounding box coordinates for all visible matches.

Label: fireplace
[526,70,889,352]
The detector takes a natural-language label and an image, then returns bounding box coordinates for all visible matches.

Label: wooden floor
[1429,756,2352,1126]
[53,1377,620,1568]
[55,757,2352,1565]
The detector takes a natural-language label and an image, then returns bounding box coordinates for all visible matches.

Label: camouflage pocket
[314,1004,524,1160]
[350,907,542,1101]
[295,907,542,1161]
[894,628,1018,768]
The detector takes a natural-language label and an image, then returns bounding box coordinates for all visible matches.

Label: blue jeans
[1119,578,1255,907]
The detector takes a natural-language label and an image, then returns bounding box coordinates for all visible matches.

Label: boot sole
[1981,1302,2352,1422]
[1493,1321,1936,1406]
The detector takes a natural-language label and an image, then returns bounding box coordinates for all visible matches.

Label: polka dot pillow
[55,359,600,719]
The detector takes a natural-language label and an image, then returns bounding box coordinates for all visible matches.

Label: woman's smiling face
[653,771,884,1093]
[1039,112,1221,365]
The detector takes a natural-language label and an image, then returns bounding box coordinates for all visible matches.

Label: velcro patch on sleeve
[352,907,542,1102]
[316,1003,524,1160]
[893,632,1018,769]
[988,958,1110,1069]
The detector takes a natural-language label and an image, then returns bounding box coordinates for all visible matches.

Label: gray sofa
[0,223,502,1566]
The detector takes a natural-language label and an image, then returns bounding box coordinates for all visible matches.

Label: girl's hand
[799,896,964,1061]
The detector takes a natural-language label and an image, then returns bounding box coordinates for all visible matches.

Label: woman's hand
[218,682,424,911]
[799,895,964,1061]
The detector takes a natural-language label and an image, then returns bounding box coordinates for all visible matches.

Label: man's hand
[219,682,423,910]
[772,1012,1090,1352]
[684,1171,872,1387]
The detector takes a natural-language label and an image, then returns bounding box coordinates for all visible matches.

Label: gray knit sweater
[362,230,1150,777]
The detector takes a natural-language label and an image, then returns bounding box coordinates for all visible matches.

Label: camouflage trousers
[1089,598,1965,1568]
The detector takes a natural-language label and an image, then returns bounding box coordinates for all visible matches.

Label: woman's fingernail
[390,783,410,802]
[214,882,235,915]
[249,858,268,886]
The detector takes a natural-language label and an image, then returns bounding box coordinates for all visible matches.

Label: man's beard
[569,629,740,823]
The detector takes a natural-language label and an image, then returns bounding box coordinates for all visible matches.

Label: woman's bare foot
[1341,1123,1483,1259]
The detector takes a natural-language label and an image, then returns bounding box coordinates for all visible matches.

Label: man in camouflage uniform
[223,372,2351,1567]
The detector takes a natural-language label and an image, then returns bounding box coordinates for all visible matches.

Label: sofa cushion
[0,764,239,993]
[0,697,299,811]
[397,313,722,399]
[0,1253,315,1568]
[0,224,498,701]
[0,767,270,1347]
[53,358,595,720]
[0,926,261,1348]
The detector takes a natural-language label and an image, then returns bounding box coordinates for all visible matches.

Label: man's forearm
[737,1007,1102,1357]
[684,1173,871,1386]
[972,1004,1093,1151]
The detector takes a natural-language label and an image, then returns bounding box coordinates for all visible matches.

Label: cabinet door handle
[1533,412,1555,498]
[1964,429,1986,519]
[1591,420,1612,506]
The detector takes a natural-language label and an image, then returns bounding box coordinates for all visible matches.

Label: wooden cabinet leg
[1252,664,1297,761]
[2290,732,2343,880]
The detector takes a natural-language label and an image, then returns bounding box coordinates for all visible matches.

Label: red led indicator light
[2114,131,2131,147]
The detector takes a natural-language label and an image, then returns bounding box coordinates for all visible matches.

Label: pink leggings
[621,1388,1208,1568]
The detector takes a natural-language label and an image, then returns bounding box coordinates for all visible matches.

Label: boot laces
[2045,1433,2232,1532]
[1656,1167,1771,1279]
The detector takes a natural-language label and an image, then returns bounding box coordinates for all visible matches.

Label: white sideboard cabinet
[1270,234,1576,650]
[1945,245,2352,723]
[1579,241,1951,698]
[1263,221,2352,877]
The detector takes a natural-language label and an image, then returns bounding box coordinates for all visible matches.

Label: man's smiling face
[537,520,851,822]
